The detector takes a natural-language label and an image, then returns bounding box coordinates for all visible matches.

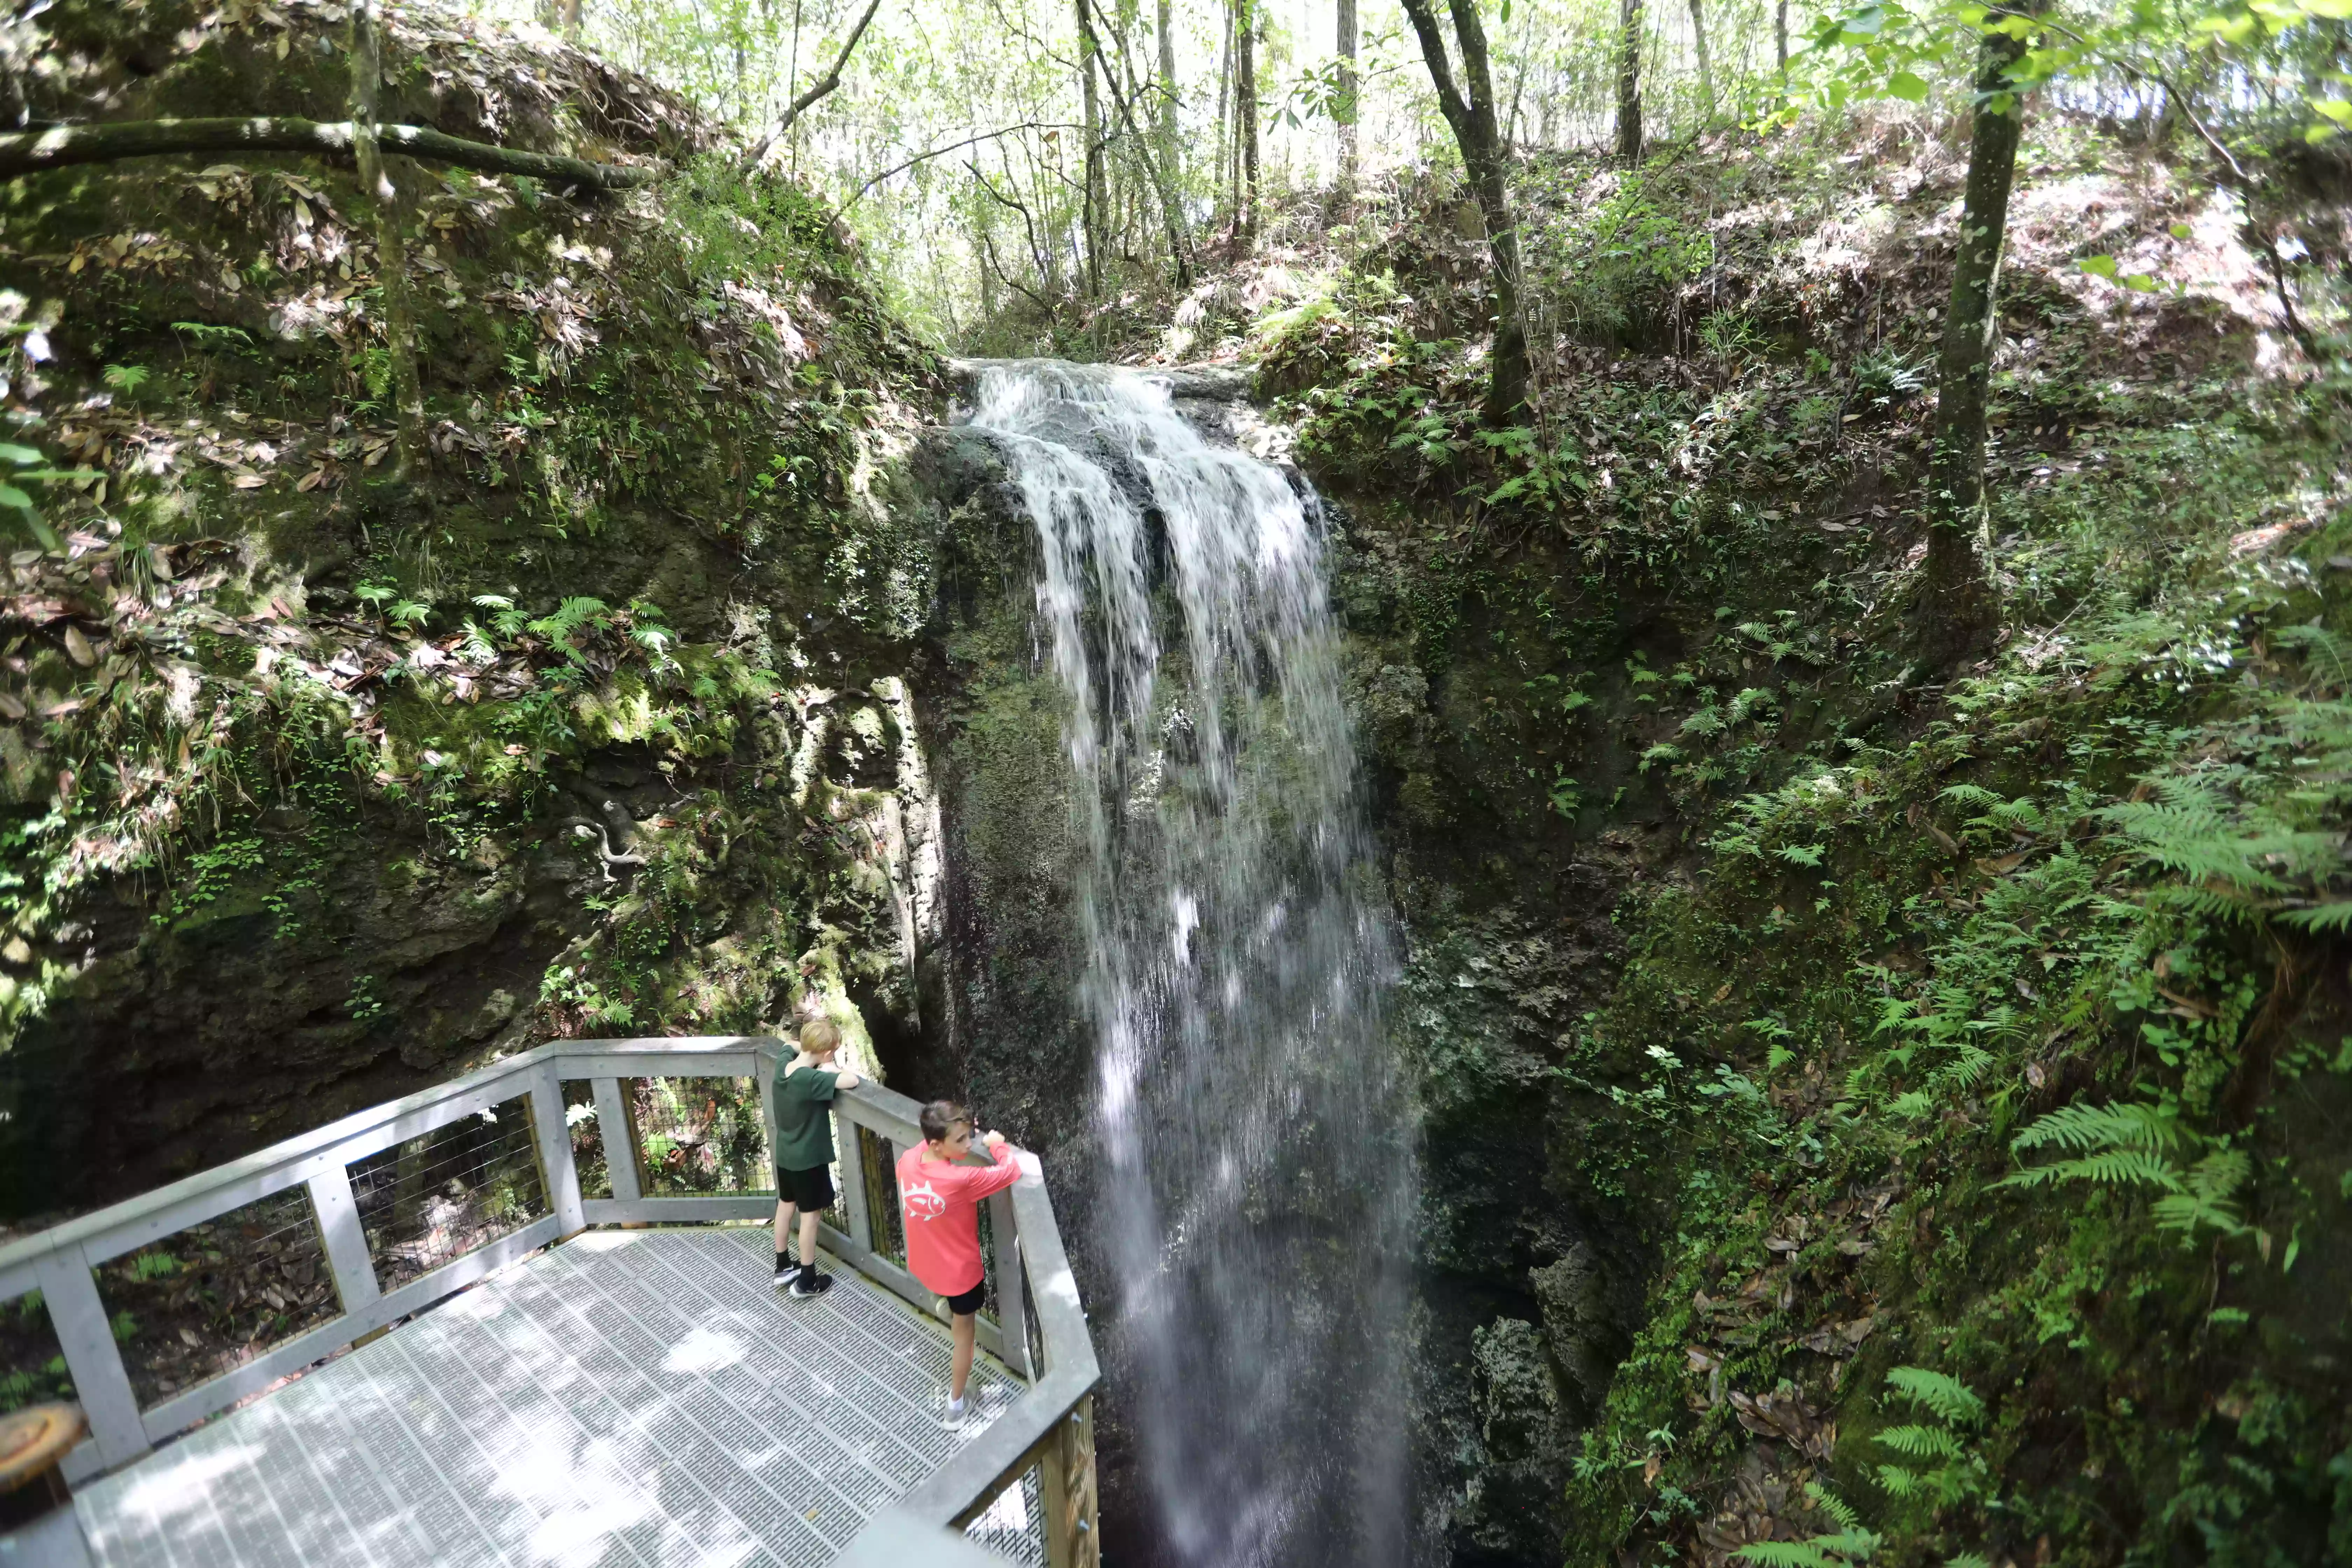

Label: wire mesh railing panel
[857,1123,904,1266]
[92,1184,340,1410]
[962,1463,1046,1568]
[564,1079,613,1202]
[628,1076,773,1198]
[0,1288,74,1415]
[347,1092,548,1293]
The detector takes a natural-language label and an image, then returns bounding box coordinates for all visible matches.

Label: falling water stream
[966,364,1416,1568]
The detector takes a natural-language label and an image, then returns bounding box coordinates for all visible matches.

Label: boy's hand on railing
[983,1131,1006,1149]
[836,1070,863,1089]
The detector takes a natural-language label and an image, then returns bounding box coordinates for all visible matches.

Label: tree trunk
[1688,0,1715,123]
[1216,0,1234,229]
[348,0,428,483]
[1398,0,1528,422]
[1236,0,1260,245]
[1157,0,1178,172]
[558,0,582,39]
[1615,0,1643,163]
[1079,0,1106,297]
[1774,0,1788,77]
[1337,0,1360,200]
[1920,0,2042,660]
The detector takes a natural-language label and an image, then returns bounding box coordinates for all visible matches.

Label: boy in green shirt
[773,1017,861,1297]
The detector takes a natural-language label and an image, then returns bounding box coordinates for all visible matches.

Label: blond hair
[800,1017,843,1055]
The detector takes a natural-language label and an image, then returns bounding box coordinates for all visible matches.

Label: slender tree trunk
[1615,0,1643,162]
[1398,0,1528,421]
[1236,0,1260,245]
[348,0,427,482]
[1337,0,1360,201]
[1157,0,1178,171]
[559,0,581,38]
[1079,0,1106,298]
[1216,0,1234,229]
[1688,0,1715,123]
[1920,0,2043,659]
[1774,0,1788,77]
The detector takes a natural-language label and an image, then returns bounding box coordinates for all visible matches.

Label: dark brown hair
[920,1099,971,1143]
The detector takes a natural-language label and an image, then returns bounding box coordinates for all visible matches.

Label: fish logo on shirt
[903,1178,947,1220]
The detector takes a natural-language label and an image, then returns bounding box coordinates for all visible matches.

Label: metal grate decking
[68,1228,1041,1568]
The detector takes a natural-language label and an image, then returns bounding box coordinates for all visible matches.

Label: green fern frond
[2009,1100,2186,1154]
[1938,784,2000,808]
[1874,1424,1962,1460]
[1933,1044,1994,1091]
[1732,1544,1845,1568]
[532,595,611,640]
[1876,1464,1926,1499]
[2271,622,2352,688]
[2149,1149,2252,1236]
[1946,1554,1995,1568]
[1804,1483,1863,1533]
[1884,1367,1984,1424]
[2185,1147,2249,1200]
[1995,1149,2184,1191]
[2276,901,2352,932]
[2151,1191,2248,1237]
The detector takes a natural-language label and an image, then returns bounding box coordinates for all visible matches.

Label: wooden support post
[1040,1395,1099,1568]
[526,1063,586,1238]
[306,1164,382,1316]
[986,1189,1031,1381]
[37,1250,146,1468]
[590,1077,643,1204]
[835,1105,873,1251]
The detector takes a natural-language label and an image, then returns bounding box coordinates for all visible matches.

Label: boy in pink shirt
[897,1099,1026,1424]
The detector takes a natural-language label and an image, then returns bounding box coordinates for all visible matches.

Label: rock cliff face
[0,0,950,1217]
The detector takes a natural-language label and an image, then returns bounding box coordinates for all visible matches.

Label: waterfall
[967,364,1415,1568]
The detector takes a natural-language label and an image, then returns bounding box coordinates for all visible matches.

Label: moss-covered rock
[0,0,951,1216]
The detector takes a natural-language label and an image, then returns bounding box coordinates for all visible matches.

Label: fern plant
[1995,1099,2253,1242]
[1731,1483,1881,1567]
[1874,1367,1987,1510]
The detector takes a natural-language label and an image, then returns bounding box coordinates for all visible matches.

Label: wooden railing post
[526,1061,586,1237]
[987,1189,1031,1381]
[306,1163,382,1316]
[38,1249,147,1467]
[590,1076,643,1204]
[835,1102,874,1251]
[1039,1395,1099,1568]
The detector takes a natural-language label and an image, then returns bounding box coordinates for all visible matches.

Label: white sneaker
[943,1395,969,1428]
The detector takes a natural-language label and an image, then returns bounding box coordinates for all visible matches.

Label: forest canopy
[461,0,2350,361]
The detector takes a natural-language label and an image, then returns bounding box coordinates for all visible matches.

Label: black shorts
[779,1163,835,1212]
[944,1283,985,1316]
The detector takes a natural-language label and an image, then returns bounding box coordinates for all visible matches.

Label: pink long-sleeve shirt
[896,1141,1023,1296]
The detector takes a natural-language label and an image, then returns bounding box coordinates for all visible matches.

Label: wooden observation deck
[0,1039,1100,1568]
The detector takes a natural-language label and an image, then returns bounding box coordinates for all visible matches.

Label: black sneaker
[790,1269,834,1299]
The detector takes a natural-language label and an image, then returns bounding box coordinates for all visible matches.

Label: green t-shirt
[775,1063,843,1171]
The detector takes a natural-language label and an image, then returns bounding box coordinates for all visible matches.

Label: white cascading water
[967,364,1415,1567]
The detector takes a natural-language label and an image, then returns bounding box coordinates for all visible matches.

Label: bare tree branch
[830,121,1085,219]
[746,0,886,165]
